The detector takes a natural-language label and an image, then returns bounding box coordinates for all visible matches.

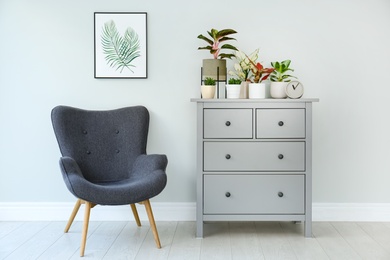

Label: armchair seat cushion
[81,172,167,205]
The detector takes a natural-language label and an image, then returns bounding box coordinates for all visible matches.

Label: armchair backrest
[51,106,149,182]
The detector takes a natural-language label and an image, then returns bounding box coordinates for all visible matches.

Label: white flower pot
[226,84,241,99]
[270,82,288,99]
[201,85,216,99]
[249,83,266,99]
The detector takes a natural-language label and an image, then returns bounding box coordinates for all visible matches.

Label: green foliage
[270,60,296,82]
[101,20,141,73]
[204,77,216,85]
[228,78,242,84]
[197,28,238,59]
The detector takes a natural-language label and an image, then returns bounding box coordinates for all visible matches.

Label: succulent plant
[203,77,216,85]
[228,78,242,84]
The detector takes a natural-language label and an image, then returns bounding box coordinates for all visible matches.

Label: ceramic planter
[248,83,266,99]
[201,85,216,99]
[226,84,241,99]
[240,82,249,99]
[270,82,288,99]
[202,59,227,81]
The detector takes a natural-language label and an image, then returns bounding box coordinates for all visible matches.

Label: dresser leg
[196,221,203,238]
[304,220,312,238]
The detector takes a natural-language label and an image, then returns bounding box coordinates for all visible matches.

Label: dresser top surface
[191,98,319,103]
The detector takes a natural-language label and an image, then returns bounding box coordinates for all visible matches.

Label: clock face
[286,81,304,99]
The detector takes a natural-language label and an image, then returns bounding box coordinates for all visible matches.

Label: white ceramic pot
[248,83,266,99]
[270,82,288,99]
[226,84,241,99]
[201,85,216,99]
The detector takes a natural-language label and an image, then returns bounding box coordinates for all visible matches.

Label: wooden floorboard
[312,222,360,260]
[255,221,296,260]
[167,221,201,260]
[37,221,101,260]
[1,221,390,259]
[102,221,149,260]
[280,222,329,260]
[229,222,264,260]
[331,222,390,260]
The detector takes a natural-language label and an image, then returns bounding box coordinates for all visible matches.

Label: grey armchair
[51,105,168,257]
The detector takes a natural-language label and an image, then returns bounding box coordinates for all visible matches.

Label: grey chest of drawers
[191,98,319,238]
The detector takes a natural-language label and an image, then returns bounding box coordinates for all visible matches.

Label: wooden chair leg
[80,201,92,257]
[64,199,82,233]
[130,204,141,227]
[143,199,161,248]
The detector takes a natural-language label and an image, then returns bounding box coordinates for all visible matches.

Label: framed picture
[94,12,147,79]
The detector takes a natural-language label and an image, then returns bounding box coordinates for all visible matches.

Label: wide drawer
[204,109,252,139]
[203,141,305,171]
[204,175,305,214]
[256,109,305,138]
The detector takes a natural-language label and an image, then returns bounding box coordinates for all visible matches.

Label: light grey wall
[1,0,389,203]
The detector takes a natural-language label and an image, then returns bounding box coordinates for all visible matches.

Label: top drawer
[204,109,253,139]
[256,109,305,139]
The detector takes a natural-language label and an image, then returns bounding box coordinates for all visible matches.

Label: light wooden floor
[1,221,390,259]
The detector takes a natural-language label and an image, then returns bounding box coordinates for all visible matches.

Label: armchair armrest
[131,154,168,177]
[59,156,88,198]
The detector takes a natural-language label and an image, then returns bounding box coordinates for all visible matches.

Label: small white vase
[249,83,266,99]
[201,85,216,99]
[240,82,249,99]
[226,84,241,99]
[270,82,288,99]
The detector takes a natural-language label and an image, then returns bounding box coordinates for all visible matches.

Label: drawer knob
[278,154,284,159]
[225,154,231,160]
[225,121,231,126]
[278,121,284,126]
[278,192,284,197]
[225,192,231,198]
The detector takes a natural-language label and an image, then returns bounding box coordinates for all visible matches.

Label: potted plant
[197,28,238,81]
[246,52,274,99]
[226,78,242,99]
[229,49,258,98]
[201,77,216,99]
[270,60,297,98]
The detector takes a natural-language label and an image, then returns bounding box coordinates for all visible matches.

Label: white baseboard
[1,202,389,222]
[0,202,196,222]
[312,203,390,222]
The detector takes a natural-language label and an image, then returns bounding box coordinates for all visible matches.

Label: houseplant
[246,52,274,99]
[270,60,296,98]
[201,77,216,99]
[226,78,242,99]
[197,28,238,81]
[228,49,259,98]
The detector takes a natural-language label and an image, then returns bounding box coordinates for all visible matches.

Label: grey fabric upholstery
[51,105,167,205]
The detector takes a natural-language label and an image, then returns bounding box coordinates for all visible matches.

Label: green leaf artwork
[101,20,141,73]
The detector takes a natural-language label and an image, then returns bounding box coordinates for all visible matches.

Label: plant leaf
[219,36,236,43]
[219,53,235,59]
[197,34,213,45]
[282,60,291,68]
[101,20,140,73]
[216,29,237,39]
[198,46,213,51]
[220,43,238,51]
